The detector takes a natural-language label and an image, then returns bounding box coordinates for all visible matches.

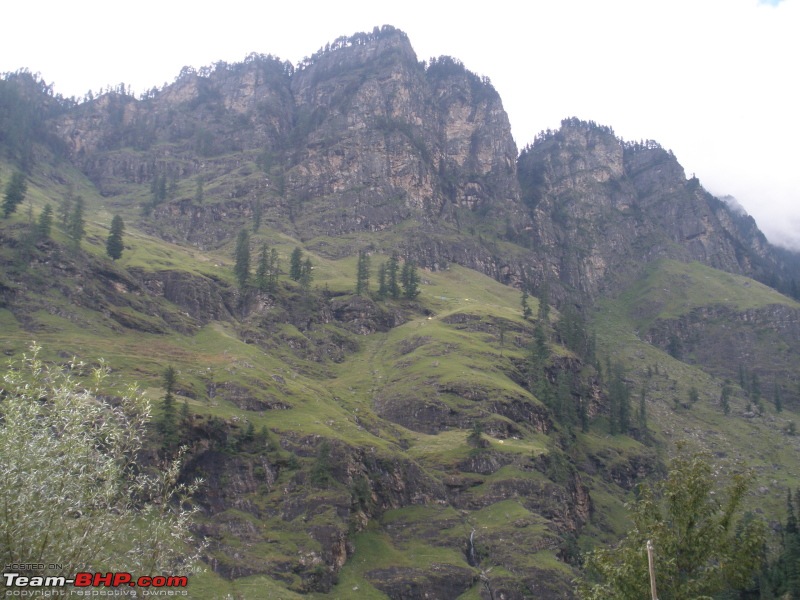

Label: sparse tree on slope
[105,215,125,260]
[3,171,27,218]
[234,229,251,288]
[356,249,371,296]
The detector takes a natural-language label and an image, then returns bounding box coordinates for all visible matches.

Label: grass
[4,154,799,597]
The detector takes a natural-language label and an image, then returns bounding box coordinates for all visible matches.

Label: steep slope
[517,118,798,300]
[2,26,800,600]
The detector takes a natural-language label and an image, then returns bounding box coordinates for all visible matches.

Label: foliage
[310,440,334,487]
[401,260,420,299]
[521,289,532,320]
[386,252,401,299]
[67,195,85,246]
[36,204,53,240]
[0,345,203,579]
[255,243,279,293]
[2,171,27,218]
[577,447,766,600]
[233,229,250,288]
[159,365,178,449]
[106,214,125,260]
[376,261,388,299]
[289,246,303,281]
[300,256,313,291]
[355,249,370,296]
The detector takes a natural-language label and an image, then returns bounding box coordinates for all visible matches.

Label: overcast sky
[3,0,798,248]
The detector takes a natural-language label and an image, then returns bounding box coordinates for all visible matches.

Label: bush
[0,344,204,578]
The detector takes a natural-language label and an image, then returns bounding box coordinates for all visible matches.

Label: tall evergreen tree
[67,196,85,246]
[537,280,550,322]
[720,380,732,415]
[268,248,280,291]
[401,260,420,299]
[521,289,532,320]
[355,250,371,296]
[3,171,27,218]
[289,247,303,281]
[256,243,269,291]
[159,366,178,449]
[300,257,313,291]
[36,204,53,240]
[376,262,388,299]
[105,215,125,260]
[387,253,401,299]
[233,229,251,288]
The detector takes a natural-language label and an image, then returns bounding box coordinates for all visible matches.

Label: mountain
[2,25,800,599]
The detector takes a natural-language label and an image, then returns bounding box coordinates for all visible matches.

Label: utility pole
[647,540,658,600]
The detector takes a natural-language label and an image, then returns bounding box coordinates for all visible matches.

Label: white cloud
[2,0,798,248]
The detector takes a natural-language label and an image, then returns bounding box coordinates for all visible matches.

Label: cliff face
[517,119,790,298]
[55,27,525,249]
[52,30,796,303]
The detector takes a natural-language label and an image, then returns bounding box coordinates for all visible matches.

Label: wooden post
[647,539,658,600]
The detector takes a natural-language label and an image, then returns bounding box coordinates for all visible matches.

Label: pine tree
[300,257,313,290]
[105,215,125,260]
[3,172,27,218]
[355,250,371,296]
[67,196,85,246]
[521,289,532,320]
[159,366,178,449]
[387,253,400,299]
[773,383,783,413]
[36,204,53,240]
[289,247,303,281]
[268,248,280,291]
[255,243,271,292]
[720,380,732,415]
[401,260,420,299]
[376,262,388,299]
[58,192,74,228]
[537,280,550,322]
[233,229,251,288]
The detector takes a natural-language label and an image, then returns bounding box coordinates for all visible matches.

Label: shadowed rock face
[55,29,795,303]
[518,121,788,299]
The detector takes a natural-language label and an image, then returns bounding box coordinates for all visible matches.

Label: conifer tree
[2,171,27,218]
[289,247,303,281]
[159,366,178,449]
[401,260,420,299]
[36,204,53,240]
[255,243,269,291]
[67,196,85,246]
[720,380,732,415]
[105,215,125,260]
[355,250,371,296]
[387,253,400,299]
[300,257,313,290]
[233,229,251,288]
[268,248,280,290]
[377,262,388,299]
[521,289,532,320]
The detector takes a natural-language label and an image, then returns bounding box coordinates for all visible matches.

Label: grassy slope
[3,158,799,597]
